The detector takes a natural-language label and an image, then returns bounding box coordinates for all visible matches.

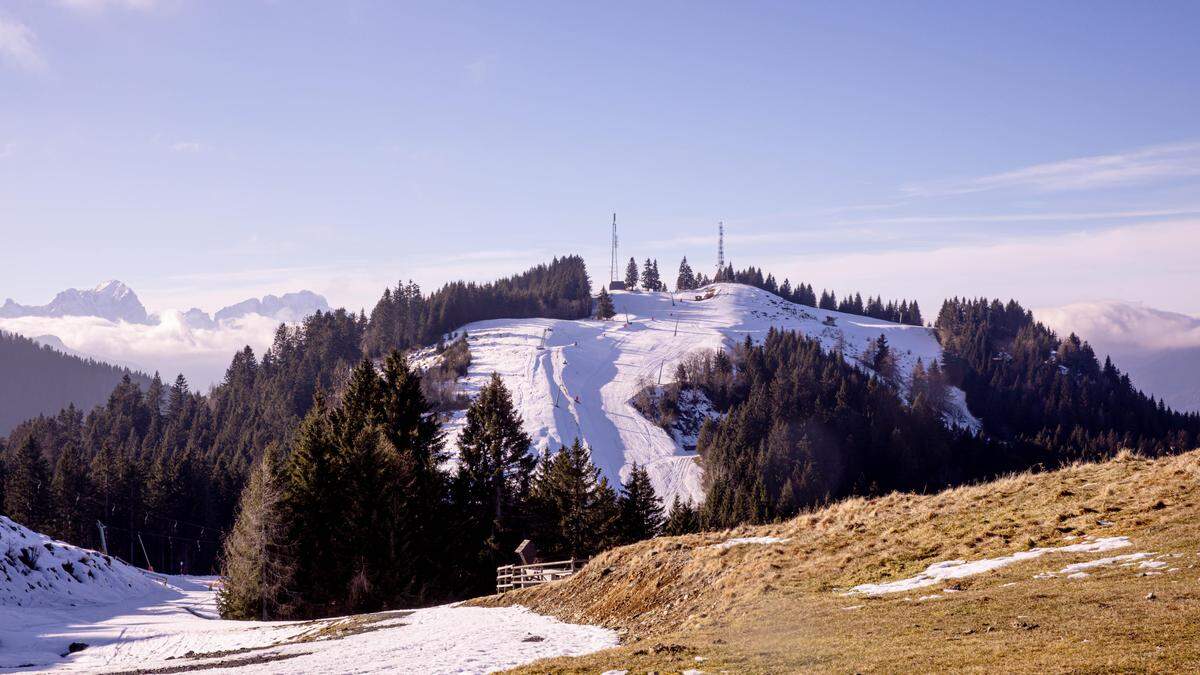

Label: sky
[2,0,1199,321]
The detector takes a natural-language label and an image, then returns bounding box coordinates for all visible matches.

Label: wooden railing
[496,558,587,593]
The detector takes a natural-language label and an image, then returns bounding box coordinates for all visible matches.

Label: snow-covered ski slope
[441,283,979,507]
[0,516,616,672]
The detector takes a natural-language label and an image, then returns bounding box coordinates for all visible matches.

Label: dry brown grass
[473,448,1200,672]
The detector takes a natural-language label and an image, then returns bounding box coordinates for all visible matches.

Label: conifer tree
[4,436,50,531]
[167,374,190,421]
[624,257,639,289]
[452,373,535,592]
[372,351,446,602]
[530,439,619,558]
[641,257,660,291]
[676,257,696,291]
[281,394,342,615]
[663,495,700,535]
[617,463,663,543]
[595,287,616,319]
[50,441,90,543]
[217,443,294,620]
[869,333,896,381]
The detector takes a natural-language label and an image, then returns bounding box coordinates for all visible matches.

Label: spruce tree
[869,333,896,381]
[282,393,342,616]
[373,351,446,603]
[617,463,663,543]
[167,374,190,421]
[217,443,294,620]
[4,436,50,531]
[452,373,535,592]
[676,257,696,291]
[595,287,616,319]
[641,257,658,291]
[530,439,624,558]
[624,257,639,289]
[50,442,90,543]
[663,495,700,535]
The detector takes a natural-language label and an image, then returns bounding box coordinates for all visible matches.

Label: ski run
[436,283,978,507]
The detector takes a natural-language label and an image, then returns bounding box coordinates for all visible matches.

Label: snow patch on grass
[712,536,790,550]
[847,536,1133,595]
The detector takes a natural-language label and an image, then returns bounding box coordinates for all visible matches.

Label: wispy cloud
[0,16,46,73]
[836,206,1200,227]
[169,140,205,153]
[465,55,496,83]
[645,228,880,249]
[57,0,160,12]
[905,141,1200,196]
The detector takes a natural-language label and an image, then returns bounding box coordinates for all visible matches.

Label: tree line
[643,331,991,527]
[363,256,592,355]
[935,297,1200,458]
[217,362,663,619]
[618,258,925,327]
[710,264,925,326]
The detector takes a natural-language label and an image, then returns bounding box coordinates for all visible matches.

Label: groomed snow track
[440,283,979,507]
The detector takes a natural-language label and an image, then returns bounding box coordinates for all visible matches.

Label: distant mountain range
[0,281,330,327]
[199,290,330,327]
[0,280,151,324]
[0,281,333,395]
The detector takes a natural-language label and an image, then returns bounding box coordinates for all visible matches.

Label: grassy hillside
[478,448,1200,672]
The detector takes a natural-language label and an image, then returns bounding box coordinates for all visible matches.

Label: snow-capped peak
[0,280,151,324]
[92,279,133,298]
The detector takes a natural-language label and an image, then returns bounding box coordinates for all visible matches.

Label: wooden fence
[496,558,587,593]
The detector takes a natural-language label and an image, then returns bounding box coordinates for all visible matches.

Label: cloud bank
[1036,301,1200,353]
[0,312,283,391]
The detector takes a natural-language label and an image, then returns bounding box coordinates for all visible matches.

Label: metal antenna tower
[717,220,725,273]
[609,213,618,283]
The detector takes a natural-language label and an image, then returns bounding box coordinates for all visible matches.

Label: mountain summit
[0,282,331,329]
[214,290,331,323]
[0,280,150,324]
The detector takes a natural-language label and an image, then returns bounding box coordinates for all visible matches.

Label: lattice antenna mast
[717,220,725,274]
[609,213,618,283]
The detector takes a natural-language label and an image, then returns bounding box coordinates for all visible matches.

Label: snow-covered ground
[0,516,617,673]
[438,283,979,506]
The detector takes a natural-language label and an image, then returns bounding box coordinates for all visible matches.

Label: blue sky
[2,0,1199,316]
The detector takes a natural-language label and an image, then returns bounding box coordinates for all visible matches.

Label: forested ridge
[672,261,925,326]
[0,330,152,435]
[363,255,591,355]
[935,297,1200,457]
[677,296,1200,529]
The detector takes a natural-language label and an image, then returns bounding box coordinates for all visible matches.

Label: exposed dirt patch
[112,651,309,674]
